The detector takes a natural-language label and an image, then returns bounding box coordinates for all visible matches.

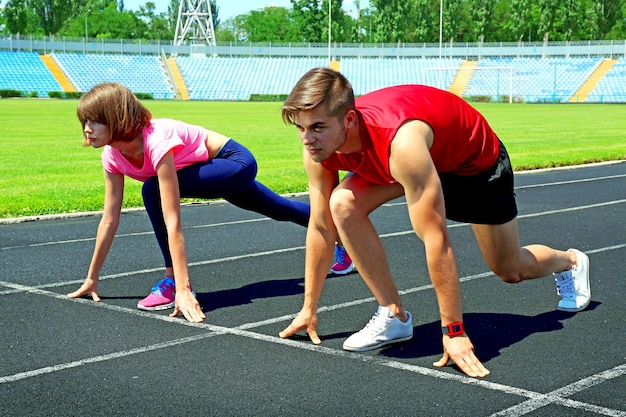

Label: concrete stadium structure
[1,36,626,103]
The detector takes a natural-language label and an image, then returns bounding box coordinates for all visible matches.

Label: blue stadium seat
[52,53,175,99]
[0,51,62,97]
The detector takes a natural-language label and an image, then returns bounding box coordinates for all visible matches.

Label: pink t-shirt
[101,118,209,182]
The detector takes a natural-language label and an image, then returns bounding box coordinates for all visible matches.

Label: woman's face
[83,120,110,148]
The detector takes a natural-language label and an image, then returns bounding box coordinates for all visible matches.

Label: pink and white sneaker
[329,243,356,275]
[137,277,194,311]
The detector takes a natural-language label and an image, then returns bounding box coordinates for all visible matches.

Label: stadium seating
[51,52,175,99]
[341,58,462,94]
[175,56,328,100]
[586,58,626,103]
[0,51,62,97]
[1,50,625,103]
[465,57,601,102]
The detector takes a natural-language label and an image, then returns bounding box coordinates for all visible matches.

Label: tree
[555,0,583,41]
[290,0,324,42]
[535,0,557,42]
[4,0,36,34]
[60,1,147,39]
[583,0,623,39]
[29,0,79,35]
[371,0,415,42]
[468,0,496,42]
[442,0,464,43]
[506,0,532,41]
[241,7,298,42]
[320,0,358,43]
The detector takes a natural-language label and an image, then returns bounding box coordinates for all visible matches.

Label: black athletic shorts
[438,140,518,225]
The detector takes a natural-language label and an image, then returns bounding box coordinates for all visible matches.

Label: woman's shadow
[194,273,350,311]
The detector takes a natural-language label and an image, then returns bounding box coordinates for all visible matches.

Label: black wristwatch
[441,321,465,337]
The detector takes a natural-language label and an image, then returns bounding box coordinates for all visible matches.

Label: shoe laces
[555,271,575,299]
[335,245,348,265]
[152,277,175,295]
[359,312,389,336]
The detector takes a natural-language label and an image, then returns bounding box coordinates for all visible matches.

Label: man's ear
[344,109,357,129]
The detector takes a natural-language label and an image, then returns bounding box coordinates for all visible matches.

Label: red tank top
[321,85,500,185]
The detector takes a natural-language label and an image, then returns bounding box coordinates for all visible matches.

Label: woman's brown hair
[77,82,152,146]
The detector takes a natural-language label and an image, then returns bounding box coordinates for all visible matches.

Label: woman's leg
[142,177,173,269]
[177,140,309,226]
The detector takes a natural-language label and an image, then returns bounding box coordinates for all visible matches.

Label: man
[278,67,590,378]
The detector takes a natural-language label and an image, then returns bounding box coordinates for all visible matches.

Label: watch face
[443,322,464,336]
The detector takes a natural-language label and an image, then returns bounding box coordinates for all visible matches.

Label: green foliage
[134,92,154,100]
[0,0,624,42]
[249,94,289,102]
[0,89,23,97]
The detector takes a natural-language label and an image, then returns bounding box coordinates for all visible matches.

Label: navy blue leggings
[142,139,310,268]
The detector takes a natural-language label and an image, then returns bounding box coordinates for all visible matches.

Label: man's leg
[472,218,591,312]
[329,174,406,318]
[470,218,576,283]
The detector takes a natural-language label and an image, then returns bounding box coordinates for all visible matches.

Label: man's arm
[279,148,339,344]
[389,120,490,378]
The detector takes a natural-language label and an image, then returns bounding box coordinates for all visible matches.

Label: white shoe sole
[343,334,413,352]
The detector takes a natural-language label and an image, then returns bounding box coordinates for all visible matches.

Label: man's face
[293,105,348,163]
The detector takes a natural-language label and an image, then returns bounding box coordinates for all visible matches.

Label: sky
[122,1,370,21]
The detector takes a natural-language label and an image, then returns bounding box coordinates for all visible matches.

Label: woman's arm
[155,151,206,323]
[68,170,124,301]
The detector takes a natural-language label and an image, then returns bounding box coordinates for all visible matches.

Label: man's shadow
[321,301,600,363]
[390,301,600,361]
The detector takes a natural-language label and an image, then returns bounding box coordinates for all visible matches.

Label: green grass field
[0,99,624,219]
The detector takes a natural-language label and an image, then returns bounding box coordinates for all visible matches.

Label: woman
[67,82,310,323]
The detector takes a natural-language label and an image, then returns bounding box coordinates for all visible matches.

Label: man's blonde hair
[77,82,151,146]
[282,67,355,125]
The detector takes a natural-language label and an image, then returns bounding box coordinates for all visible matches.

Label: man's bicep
[389,126,446,240]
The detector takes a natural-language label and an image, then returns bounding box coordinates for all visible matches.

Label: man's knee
[492,265,524,284]
[329,189,359,224]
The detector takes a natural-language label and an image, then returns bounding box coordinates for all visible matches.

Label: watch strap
[441,321,465,337]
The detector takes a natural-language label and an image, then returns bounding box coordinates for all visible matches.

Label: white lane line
[0,217,270,251]
[1,280,625,417]
[0,333,220,384]
[490,364,626,417]
[514,173,626,190]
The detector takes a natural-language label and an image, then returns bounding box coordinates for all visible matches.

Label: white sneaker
[343,305,413,352]
[554,249,590,312]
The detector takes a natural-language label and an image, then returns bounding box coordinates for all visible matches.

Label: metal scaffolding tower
[173,0,216,46]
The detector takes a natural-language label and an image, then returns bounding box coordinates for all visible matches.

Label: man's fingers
[279,324,297,339]
[66,289,82,299]
[308,329,321,345]
[90,292,101,302]
[434,351,491,378]
[457,355,490,378]
[433,352,450,368]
